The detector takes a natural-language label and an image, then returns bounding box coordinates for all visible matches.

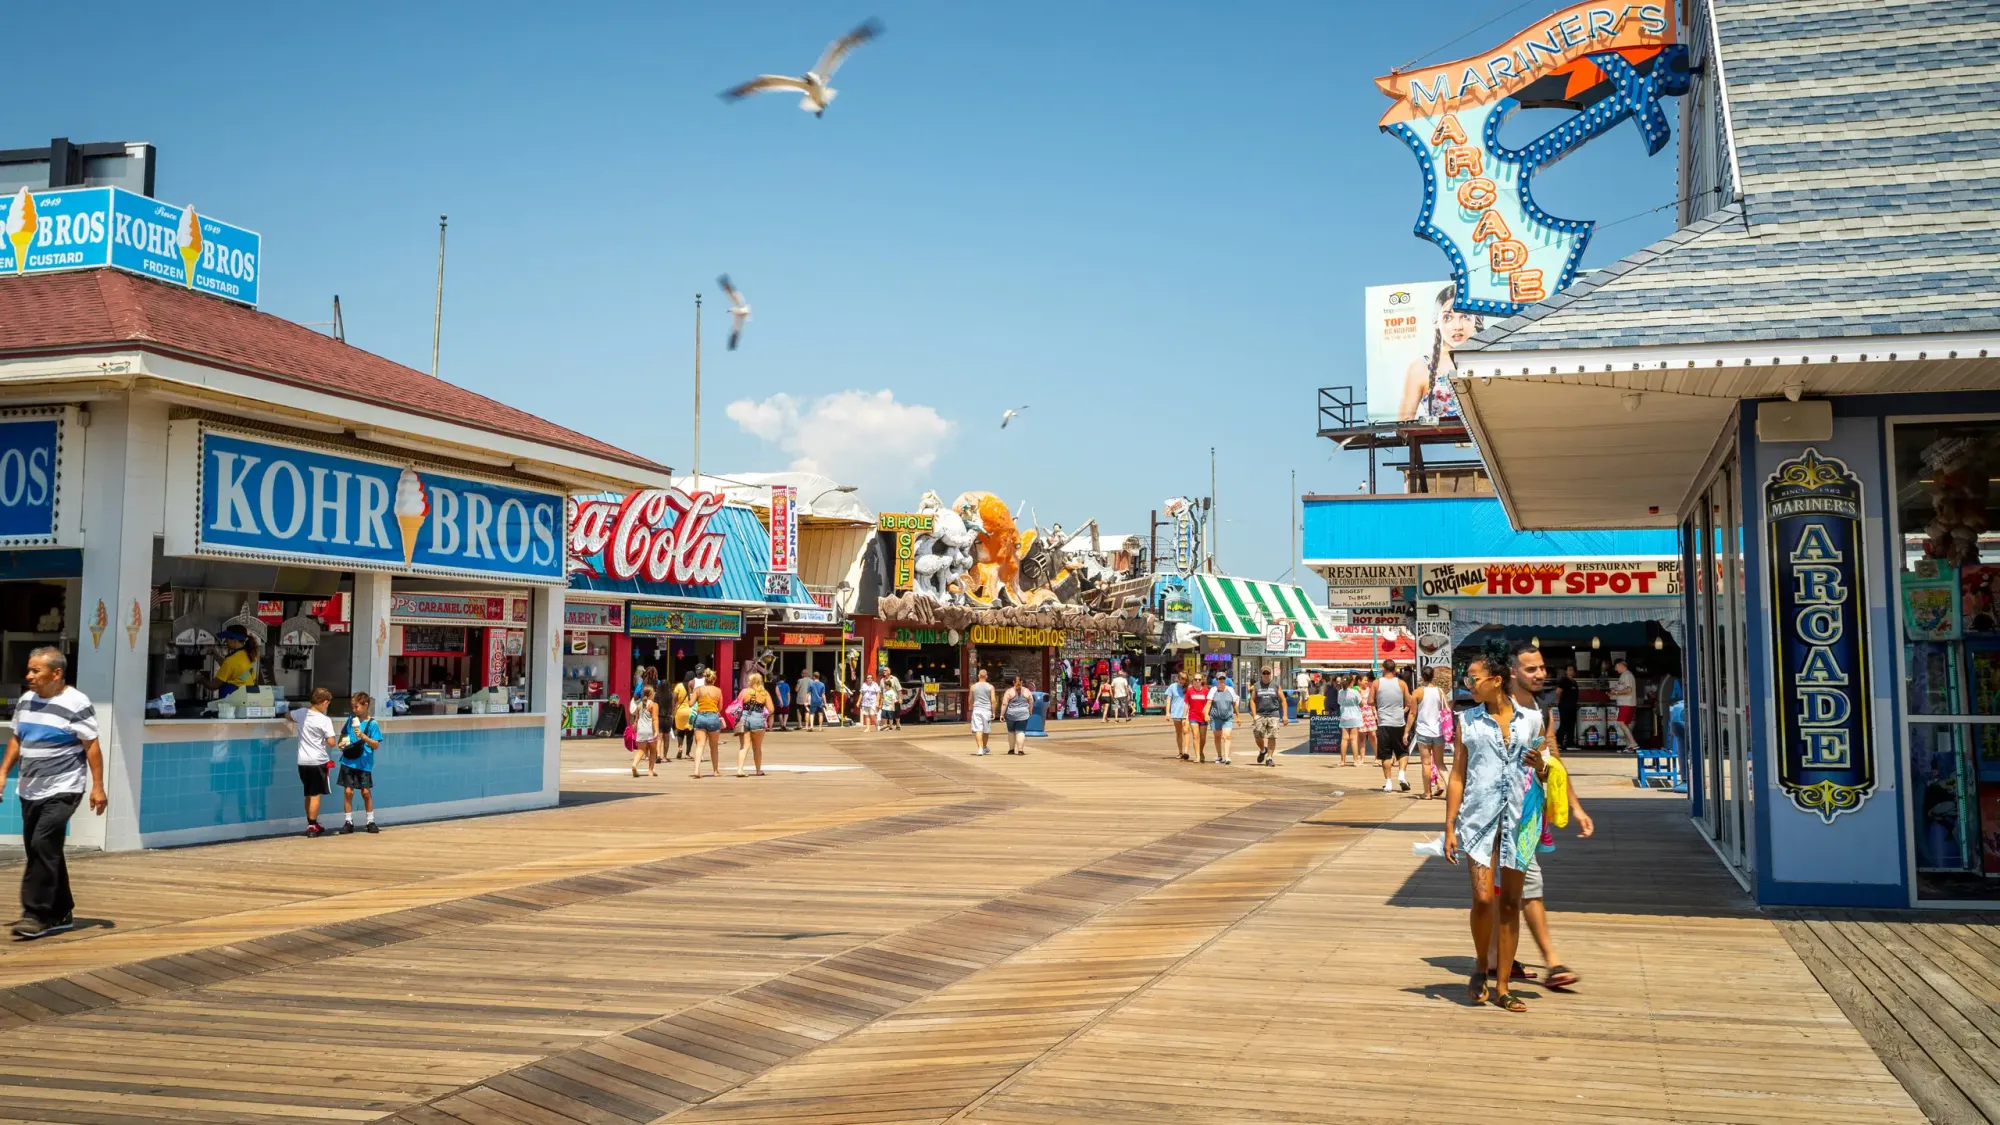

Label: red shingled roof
[0,269,665,474]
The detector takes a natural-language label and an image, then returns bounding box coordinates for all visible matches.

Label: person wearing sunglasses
[1442,647,1543,1013]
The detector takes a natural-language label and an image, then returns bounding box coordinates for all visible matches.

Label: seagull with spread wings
[1000,406,1029,429]
[717,275,750,350]
[721,20,883,118]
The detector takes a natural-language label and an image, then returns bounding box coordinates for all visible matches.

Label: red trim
[611,634,633,703]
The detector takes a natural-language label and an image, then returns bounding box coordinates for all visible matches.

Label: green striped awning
[1190,575,1336,641]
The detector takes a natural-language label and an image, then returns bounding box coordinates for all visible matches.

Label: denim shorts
[741,712,767,732]
[1209,714,1235,732]
[692,712,722,732]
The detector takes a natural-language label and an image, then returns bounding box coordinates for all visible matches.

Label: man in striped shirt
[2,647,105,939]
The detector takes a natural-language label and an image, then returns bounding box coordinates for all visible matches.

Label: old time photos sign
[1764,449,1874,822]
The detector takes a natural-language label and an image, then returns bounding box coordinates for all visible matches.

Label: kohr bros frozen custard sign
[0,186,260,305]
[168,425,565,583]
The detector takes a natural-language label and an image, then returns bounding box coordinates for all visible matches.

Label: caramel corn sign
[1376,2,1688,316]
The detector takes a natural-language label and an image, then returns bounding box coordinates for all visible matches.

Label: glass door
[1691,449,1753,875]
[1723,456,1753,873]
[1696,481,1723,842]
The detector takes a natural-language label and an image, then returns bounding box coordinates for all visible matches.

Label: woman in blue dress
[1444,648,1544,1013]
[1166,672,1190,760]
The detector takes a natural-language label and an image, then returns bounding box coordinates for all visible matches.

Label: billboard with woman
[1363,281,1484,424]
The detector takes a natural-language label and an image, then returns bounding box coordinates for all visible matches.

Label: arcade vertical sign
[1765,449,1874,822]
[1374,2,1688,316]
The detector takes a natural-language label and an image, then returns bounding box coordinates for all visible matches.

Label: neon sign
[1765,450,1874,822]
[1375,2,1689,316]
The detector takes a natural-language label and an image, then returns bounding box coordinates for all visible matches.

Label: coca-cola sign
[568,488,727,586]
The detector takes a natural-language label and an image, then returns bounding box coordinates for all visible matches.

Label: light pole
[692,293,703,487]
[430,216,447,379]
[1209,446,1218,573]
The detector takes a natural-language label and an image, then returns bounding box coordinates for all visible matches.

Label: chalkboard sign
[401,626,468,656]
[1308,717,1342,754]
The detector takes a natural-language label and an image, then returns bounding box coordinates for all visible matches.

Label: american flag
[151,585,174,609]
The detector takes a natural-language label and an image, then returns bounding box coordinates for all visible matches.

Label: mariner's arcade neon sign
[1376,2,1690,317]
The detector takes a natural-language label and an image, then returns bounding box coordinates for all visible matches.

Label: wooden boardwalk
[1780,910,2000,1124]
[0,722,1934,1123]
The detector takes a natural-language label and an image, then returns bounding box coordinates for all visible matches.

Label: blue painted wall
[1304,495,1679,562]
[139,722,544,836]
[1743,404,1908,907]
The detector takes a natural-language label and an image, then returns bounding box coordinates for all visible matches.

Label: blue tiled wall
[0,768,18,835]
[139,723,545,836]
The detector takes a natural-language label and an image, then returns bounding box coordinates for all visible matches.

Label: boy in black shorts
[336,692,384,834]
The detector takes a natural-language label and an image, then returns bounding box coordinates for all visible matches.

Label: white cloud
[725,389,954,504]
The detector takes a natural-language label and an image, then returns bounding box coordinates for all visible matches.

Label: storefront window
[1893,419,2000,899]
[0,573,77,718]
[562,631,613,700]
[388,584,533,716]
[148,552,355,719]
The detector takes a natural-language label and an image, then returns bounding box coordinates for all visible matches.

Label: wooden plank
[0,730,1935,1124]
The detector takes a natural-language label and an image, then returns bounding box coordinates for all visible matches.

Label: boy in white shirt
[290,687,338,837]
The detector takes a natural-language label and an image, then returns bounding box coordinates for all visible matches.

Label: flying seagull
[1000,405,1030,429]
[721,19,883,118]
[718,275,750,350]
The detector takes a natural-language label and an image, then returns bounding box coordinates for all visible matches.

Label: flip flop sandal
[1487,961,1538,982]
[1492,991,1528,1013]
[1468,969,1489,1006]
[1544,965,1580,990]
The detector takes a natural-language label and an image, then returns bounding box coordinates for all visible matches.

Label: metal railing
[1317,386,1362,432]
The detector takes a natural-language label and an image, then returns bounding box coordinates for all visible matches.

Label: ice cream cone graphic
[394,467,428,566]
[6,187,37,274]
[175,207,203,288]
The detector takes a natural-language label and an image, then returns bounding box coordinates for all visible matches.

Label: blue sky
[20,1,1681,593]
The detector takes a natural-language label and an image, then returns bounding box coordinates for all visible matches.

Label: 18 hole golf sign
[1764,449,1874,822]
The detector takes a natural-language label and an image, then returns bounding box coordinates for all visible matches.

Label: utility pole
[1148,508,1160,576]
[692,292,703,488]
[331,295,345,344]
[1290,468,1297,586]
[430,216,447,379]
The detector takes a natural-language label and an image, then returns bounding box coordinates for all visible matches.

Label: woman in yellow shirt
[690,671,723,778]
[212,630,260,697]
[670,678,693,761]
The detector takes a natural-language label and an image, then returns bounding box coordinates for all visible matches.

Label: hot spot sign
[1375,1,1687,316]
[1419,560,1680,598]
